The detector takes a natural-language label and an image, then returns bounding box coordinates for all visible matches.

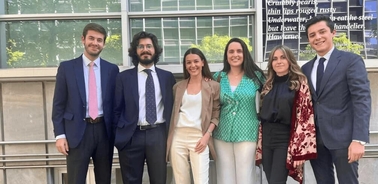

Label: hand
[194,134,210,153]
[56,138,69,155]
[348,141,365,163]
[293,160,305,168]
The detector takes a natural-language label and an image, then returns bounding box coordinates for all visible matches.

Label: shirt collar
[138,63,156,73]
[82,54,100,67]
[316,46,335,61]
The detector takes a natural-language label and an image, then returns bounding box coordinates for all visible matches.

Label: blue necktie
[316,57,326,95]
[144,69,157,125]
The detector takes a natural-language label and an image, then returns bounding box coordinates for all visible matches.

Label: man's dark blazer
[301,49,371,149]
[52,55,119,148]
[113,66,176,150]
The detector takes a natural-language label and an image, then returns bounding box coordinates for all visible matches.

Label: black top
[260,74,295,126]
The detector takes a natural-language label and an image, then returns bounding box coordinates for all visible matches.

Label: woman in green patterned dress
[213,38,265,184]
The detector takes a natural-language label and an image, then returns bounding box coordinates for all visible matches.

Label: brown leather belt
[85,117,104,123]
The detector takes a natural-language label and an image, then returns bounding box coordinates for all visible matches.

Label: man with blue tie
[301,15,371,184]
[114,31,176,184]
[52,23,119,184]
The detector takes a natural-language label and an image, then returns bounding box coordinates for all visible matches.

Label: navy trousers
[310,130,359,184]
[118,124,167,184]
[66,121,113,184]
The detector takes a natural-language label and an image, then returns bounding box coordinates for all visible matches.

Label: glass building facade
[0,0,258,69]
[263,0,378,61]
[0,1,378,184]
[1,0,377,69]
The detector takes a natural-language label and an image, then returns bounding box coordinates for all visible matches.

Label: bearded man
[113,31,176,184]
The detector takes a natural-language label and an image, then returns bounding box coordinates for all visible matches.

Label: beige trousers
[214,139,257,184]
[170,127,209,184]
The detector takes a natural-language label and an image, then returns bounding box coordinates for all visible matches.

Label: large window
[130,16,253,64]
[0,0,122,68]
[262,0,378,61]
[0,0,256,68]
[3,0,121,14]
[127,0,256,66]
[2,19,122,68]
[129,0,253,12]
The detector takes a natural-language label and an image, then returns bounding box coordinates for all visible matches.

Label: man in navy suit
[114,31,176,184]
[302,15,371,184]
[52,23,119,184]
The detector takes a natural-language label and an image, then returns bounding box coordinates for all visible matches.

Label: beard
[138,52,156,65]
[84,44,102,58]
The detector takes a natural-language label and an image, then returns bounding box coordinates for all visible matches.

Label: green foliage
[5,19,123,68]
[191,35,252,63]
[299,33,364,60]
[6,39,25,67]
[101,34,122,64]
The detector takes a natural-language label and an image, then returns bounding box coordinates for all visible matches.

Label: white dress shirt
[56,55,103,140]
[137,64,165,126]
[310,46,335,91]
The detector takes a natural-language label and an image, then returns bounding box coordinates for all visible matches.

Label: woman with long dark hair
[166,48,220,184]
[213,38,265,184]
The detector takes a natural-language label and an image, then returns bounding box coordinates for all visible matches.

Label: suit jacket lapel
[318,49,341,96]
[174,79,189,110]
[74,57,86,105]
[130,67,139,107]
[156,68,167,104]
[201,79,211,130]
[173,79,210,129]
[170,79,186,127]
[175,80,187,104]
[100,59,109,100]
[303,57,317,99]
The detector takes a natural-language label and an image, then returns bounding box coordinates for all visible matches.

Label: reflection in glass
[4,19,122,68]
[231,16,249,38]
[179,0,195,10]
[130,16,253,64]
[146,0,161,11]
[263,0,378,60]
[129,0,252,12]
[4,0,121,14]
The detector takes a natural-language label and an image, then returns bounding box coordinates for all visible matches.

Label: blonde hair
[261,45,307,97]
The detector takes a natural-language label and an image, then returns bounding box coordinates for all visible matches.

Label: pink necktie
[88,62,98,119]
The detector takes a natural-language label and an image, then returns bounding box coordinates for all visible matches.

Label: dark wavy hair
[82,23,107,42]
[221,38,265,89]
[182,48,213,80]
[128,31,163,67]
[305,15,335,38]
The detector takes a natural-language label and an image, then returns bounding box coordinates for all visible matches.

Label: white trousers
[214,139,257,184]
[170,127,209,184]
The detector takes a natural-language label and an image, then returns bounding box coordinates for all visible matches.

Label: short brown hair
[82,23,107,42]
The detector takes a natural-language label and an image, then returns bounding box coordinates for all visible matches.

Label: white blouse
[177,90,202,130]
